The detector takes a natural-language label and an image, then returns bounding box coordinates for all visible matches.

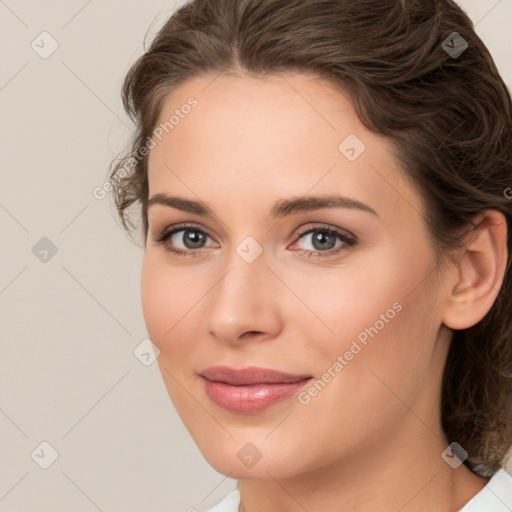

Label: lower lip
[201,377,312,413]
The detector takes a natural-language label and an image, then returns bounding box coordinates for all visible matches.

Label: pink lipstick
[199,366,312,413]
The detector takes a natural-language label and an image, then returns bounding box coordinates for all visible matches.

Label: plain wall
[1,0,511,510]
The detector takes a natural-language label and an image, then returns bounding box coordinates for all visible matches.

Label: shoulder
[205,488,240,512]
[459,468,512,511]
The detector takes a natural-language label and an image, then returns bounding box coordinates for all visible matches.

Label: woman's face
[141,72,453,479]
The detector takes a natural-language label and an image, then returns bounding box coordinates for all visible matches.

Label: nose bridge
[204,239,281,342]
[217,233,269,298]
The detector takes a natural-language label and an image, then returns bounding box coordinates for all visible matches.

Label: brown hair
[109,0,512,477]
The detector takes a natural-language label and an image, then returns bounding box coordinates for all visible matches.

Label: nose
[203,249,283,346]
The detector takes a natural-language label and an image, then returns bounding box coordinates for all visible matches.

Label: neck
[237,415,489,512]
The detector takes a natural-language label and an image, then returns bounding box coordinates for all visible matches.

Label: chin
[196,438,303,481]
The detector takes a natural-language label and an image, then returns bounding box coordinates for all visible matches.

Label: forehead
[152,71,360,149]
[147,72,422,222]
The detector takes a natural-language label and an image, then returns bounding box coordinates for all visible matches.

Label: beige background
[1,1,511,510]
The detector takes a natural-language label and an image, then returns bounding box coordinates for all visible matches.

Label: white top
[206,469,512,512]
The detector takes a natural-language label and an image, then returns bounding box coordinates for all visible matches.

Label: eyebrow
[146,193,379,218]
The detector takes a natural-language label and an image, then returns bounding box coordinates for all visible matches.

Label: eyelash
[152,222,357,259]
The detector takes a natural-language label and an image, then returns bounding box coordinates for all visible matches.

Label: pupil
[184,230,205,249]
[312,231,335,250]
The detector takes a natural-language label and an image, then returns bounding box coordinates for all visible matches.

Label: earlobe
[442,210,508,331]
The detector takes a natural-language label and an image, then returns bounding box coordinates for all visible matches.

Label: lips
[199,366,313,413]
[199,366,312,385]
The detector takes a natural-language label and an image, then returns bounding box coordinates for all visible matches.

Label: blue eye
[152,223,357,259]
[290,226,356,258]
[153,224,215,258]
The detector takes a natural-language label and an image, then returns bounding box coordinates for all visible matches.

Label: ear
[442,210,508,331]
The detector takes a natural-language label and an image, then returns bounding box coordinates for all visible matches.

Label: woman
[109,0,512,510]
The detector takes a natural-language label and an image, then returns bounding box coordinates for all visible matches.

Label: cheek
[140,254,196,345]
[275,253,409,362]
[140,256,167,340]
[323,283,439,419]
[292,247,439,393]
[140,255,201,404]
[140,252,218,387]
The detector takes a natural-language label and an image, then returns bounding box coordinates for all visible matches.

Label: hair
[109,0,512,477]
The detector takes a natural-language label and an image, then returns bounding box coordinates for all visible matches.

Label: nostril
[242,331,263,338]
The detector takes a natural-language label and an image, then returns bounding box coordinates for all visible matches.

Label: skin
[141,72,508,511]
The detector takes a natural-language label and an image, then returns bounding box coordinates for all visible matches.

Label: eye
[152,223,217,258]
[289,225,357,259]
[152,222,357,260]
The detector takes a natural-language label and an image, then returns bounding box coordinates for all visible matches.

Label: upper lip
[199,366,312,385]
